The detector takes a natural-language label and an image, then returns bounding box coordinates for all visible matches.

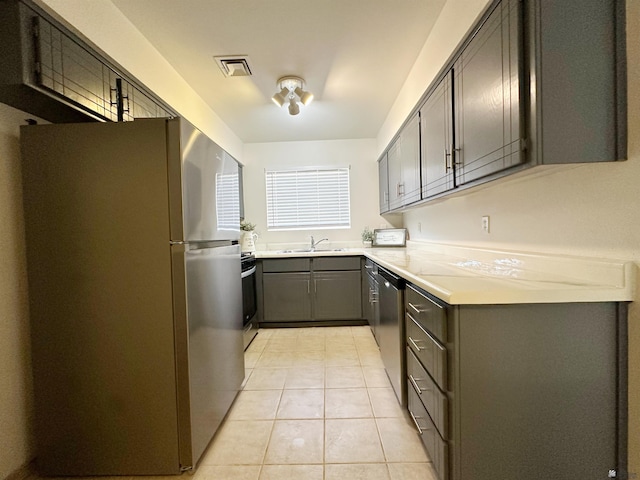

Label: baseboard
[3,461,36,480]
[259,319,368,329]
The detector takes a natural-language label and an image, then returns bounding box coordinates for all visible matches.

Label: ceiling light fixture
[272,76,313,115]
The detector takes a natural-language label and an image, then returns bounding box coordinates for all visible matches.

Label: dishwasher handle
[378,266,405,290]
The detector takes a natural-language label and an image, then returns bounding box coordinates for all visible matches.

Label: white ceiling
[109,0,446,144]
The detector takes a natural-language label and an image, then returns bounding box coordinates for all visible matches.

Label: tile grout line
[231,326,432,479]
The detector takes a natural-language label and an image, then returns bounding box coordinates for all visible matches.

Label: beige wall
[378,0,492,154]
[242,139,392,247]
[379,0,640,473]
[2,0,636,476]
[0,104,38,480]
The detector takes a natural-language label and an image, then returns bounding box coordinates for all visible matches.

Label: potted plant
[361,226,374,247]
[240,220,256,232]
[240,220,258,252]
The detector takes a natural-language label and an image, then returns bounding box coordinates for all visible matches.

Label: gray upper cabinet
[527,0,625,164]
[0,0,176,123]
[453,0,523,186]
[378,153,390,214]
[387,113,421,210]
[380,0,625,212]
[420,72,454,198]
[386,138,402,210]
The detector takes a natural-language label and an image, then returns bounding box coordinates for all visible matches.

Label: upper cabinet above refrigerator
[0,0,176,123]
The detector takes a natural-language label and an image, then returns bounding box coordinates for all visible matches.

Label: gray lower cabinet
[262,272,312,321]
[260,256,362,325]
[405,283,626,480]
[362,258,380,341]
[314,271,362,320]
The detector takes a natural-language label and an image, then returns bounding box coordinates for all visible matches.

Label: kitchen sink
[276,248,346,254]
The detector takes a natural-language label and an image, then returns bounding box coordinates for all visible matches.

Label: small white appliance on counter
[20,118,245,476]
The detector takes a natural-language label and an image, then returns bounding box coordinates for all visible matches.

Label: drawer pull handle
[410,314,446,351]
[408,302,424,314]
[408,336,423,352]
[409,374,425,395]
[409,411,425,435]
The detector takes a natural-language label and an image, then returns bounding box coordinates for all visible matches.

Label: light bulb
[271,87,289,107]
[288,98,300,115]
[294,86,314,106]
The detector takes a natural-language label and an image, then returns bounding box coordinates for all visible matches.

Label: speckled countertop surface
[255,242,636,305]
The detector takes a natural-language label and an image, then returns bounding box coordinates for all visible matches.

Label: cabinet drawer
[407,347,449,440]
[408,385,449,480]
[314,256,361,271]
[406,312,447,391]
[406,284,447,342]
[262,258,311,272]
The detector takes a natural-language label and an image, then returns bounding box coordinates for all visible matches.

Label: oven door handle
[241,265,257,278]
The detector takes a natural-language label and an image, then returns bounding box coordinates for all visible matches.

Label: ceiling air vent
[214,55,252,77]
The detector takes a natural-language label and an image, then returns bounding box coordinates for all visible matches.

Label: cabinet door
[454,0,523,185]
[387,114,421,210]
[456,303,620,480]
[36,16,110,120]
[420,72,454,198]
[378,153,390,213]
[313,271,362,320]
[262,273,312,321]
[399,113,421,206]
[386,137,402,210]
[534,0,623,164]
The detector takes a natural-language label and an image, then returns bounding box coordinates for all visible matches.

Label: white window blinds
[265,167,351,230]
[215,171,240,230]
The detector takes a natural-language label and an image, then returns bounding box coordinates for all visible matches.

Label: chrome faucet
[310,236,328,251]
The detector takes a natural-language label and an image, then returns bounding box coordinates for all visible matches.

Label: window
[216,171,240,230]
[265,167,351,230]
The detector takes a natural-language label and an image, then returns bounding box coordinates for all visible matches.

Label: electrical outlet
[481,215,490,233]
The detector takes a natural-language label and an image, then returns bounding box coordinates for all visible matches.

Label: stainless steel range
[241,253,258,349]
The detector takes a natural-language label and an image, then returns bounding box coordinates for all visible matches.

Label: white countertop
[255,242,636,305]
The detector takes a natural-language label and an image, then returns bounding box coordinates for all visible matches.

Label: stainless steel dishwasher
[377,266,406,406]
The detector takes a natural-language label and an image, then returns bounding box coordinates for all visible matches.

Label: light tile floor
[195,326,438,480]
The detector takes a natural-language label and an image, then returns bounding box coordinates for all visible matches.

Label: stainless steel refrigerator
[20,117,245,475]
